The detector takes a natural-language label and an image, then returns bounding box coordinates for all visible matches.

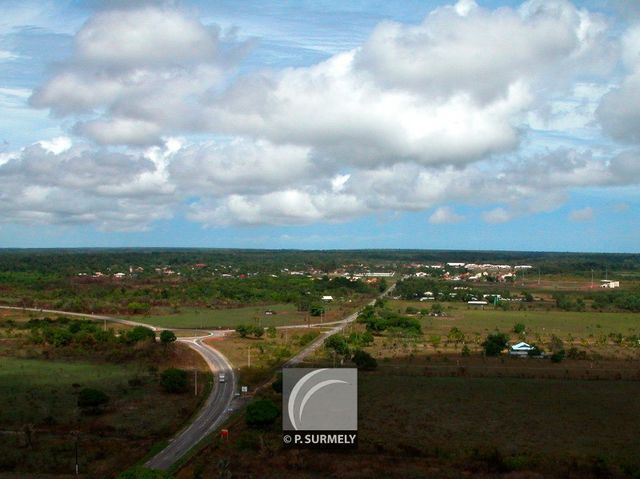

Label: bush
[252,326,264,338]
[550,350,566,363]
[160,368,188,393]
[527,344,544,357]
[324,334,350,356]
[127,302,150,314]
[513,323,526,334]
[235,324,263,338]
[482,332,509,356]
[77,388,109,412]
[352,349,377,370]
[245,399,279,429]
[125,326,156,344]
[236,324,250,338]
[159,330,177,344]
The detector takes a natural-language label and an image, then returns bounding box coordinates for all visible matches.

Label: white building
[509,342,537,357]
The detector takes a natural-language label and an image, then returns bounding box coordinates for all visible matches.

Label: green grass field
[139,303,311,329]
[0,347,209,477]
[0,357,135,427]
[391,300,640,337]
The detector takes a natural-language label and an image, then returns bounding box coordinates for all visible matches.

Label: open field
[207,327,324,368]
[137,300,365,329]
[395,300,640,334]
[0,341,210,478]
[177,371,640,479]
[138,304,313,329]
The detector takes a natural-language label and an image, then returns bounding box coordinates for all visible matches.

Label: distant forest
[0,248,638,275]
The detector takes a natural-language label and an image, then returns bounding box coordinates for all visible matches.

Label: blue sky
[0,0,638,252]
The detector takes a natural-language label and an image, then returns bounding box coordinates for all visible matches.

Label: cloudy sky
[0,0,639,251]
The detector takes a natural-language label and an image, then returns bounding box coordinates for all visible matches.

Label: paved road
[0,305,236,471]
[0,282,398,470]
[0,305,161,330]
[145,336,237,470]
[284,282,397,367]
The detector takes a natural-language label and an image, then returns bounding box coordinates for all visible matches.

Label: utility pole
[74,432,79,476]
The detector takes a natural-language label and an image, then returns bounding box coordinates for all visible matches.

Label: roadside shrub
[159,330,177,344]
[160,368,188,393]
[236,324,250,338]
[324,334,350,356]
[253,326,264,338]
[235,324,263,338]
[352,349,377,370]
[125,326,156,344]
[245,399,279,429]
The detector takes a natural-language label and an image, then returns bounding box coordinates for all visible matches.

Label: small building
[509,342,535,357]
[600,280,620,289]
[321,295,334,302]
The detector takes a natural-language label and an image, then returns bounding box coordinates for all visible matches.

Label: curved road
[0,305,237,471]
[145,337,237,470]
[0,282,397,470]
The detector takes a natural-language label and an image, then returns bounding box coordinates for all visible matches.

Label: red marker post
[220,429,229,440]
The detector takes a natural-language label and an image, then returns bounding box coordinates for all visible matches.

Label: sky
[0,0,639,252]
